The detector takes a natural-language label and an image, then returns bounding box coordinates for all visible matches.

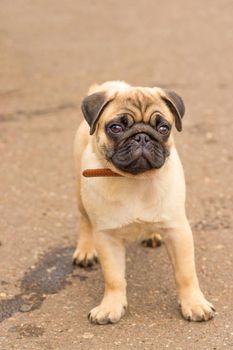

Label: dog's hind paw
[141,233,162,248]
[72,247,98,268]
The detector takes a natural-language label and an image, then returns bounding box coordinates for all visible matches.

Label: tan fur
[73,81,215,324]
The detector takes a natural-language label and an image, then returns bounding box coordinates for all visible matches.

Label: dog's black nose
[133,133,151,145]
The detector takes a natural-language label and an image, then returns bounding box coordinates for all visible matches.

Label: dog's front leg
[88,230,127,324]
[163,220,215,321]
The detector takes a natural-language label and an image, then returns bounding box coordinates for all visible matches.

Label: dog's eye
[157,124,170,135]
[109,124,124,133]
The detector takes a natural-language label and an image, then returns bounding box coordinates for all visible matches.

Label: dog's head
[81,81,185,175]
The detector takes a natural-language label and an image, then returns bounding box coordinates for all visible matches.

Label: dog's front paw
[88,298,127,324]
[72,247,98,268]
[180,290,215,322]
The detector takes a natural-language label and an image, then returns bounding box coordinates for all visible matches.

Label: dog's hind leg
[72,213,98,268]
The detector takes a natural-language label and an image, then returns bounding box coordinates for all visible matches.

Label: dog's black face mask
[105,114,170,174]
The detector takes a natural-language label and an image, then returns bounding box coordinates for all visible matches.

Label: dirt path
[0,1,232,349]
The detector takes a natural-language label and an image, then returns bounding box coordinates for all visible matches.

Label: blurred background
[0,1,232,349]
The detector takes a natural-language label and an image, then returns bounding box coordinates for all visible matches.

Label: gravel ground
[0,1,233,349]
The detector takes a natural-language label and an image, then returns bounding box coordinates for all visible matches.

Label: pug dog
[73,81,215,324]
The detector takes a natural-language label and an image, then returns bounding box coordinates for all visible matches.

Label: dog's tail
[87,81,130,95]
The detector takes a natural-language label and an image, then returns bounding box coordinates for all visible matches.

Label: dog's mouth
[109,138,169,175]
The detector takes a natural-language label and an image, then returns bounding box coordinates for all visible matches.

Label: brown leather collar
[82,168,123,177]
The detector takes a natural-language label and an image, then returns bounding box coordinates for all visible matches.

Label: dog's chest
[80,143,185,232]
[81,175,169,231]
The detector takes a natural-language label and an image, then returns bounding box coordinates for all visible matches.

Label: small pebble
[82,332,94,339]
[20,304,33,312]
[0,292,7,298]
[205,132,216,143]
[214,244,224,250]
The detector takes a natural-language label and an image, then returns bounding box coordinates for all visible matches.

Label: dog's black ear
[81,92,114,135]
[161,90,185,132]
